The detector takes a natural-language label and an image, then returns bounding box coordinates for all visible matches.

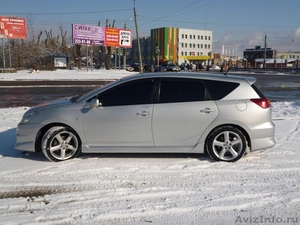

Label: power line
[138,0,203,26]
[0,8,132,15]
[27,16,300,33]
[140,0,203,18]
[137,16,300,29]
[164,0,217,19]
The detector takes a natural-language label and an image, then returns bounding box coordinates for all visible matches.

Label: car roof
[79,72,256,102]
[121,72,256,85]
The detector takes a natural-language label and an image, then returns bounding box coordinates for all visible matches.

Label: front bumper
[15,123,39,152]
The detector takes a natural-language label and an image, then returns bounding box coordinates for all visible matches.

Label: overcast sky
[1,0,299,57]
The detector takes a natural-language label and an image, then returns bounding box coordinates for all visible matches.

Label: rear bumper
[251,136,276,151]
[249,121,276,151]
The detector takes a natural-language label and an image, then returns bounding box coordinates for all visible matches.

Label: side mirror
[85,98,100,108]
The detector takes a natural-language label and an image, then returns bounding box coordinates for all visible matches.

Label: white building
[177,28,213,65]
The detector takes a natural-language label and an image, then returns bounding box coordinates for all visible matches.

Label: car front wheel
[41,126,81,162]
[206,126,247,162]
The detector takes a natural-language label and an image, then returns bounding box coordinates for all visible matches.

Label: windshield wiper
[70,95,81,103]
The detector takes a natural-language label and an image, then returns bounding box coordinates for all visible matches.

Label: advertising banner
[119,29,132,47]
[105,27,120,47]
[0,16,27,39]
[72,23,132,48]
[72,24,105,45]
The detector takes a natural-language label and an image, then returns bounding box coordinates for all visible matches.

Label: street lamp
[124,18,133,29]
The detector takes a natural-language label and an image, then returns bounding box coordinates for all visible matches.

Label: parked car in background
[120,64,135,72]
[166,63,181,72]
[15,72,275,162]
[160,62,180,72]
[130,63,143,72]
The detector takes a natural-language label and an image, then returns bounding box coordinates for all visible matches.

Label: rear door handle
[136,111,151,117]
[200,108,215,114]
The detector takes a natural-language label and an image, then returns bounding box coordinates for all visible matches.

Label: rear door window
[159,78,209,103]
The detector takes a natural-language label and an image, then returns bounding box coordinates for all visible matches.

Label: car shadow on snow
[0,128,48,162]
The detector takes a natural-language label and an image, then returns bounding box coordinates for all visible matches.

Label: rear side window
[204,80,239,100]
[251,84,266,98]
[159,78,207,103]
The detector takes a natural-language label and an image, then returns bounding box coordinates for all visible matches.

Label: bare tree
[44,29,60,51]
[60,26,67,55]
[36,31,43,45]
[5,18,121,71]
[26,14,36,42]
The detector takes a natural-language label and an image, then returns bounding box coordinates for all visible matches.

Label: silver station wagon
[15,73,275,162]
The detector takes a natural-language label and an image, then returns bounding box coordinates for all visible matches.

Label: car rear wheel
[41,126,81,162]
[206,126,247,162]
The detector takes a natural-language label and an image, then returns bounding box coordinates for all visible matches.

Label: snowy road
[0,101,300,224]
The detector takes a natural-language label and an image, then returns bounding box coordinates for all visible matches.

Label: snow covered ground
[1,69,300,224]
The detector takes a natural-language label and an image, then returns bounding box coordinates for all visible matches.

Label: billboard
[72,23,132,48]
[105,28,132,47]
[0,16,27,39]
[72,24,105,45]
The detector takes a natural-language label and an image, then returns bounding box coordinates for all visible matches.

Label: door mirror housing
[85,98,100,108]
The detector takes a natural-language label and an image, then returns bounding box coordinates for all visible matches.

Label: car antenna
[224,66,232,76]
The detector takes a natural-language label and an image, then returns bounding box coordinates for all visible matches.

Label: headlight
[20,111,38,124]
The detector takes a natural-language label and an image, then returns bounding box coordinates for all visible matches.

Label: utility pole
[2,38,5,69]
[263,31,267,68]
[123,22,127,70]
[133,0,143,73]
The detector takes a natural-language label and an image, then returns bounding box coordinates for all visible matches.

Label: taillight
[250,98,271,109]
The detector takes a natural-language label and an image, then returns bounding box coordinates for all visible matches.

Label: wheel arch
[204,124,251,152]
[34,123,81,152]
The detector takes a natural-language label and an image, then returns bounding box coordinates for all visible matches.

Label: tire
[206,126,247,162]
[41,126,81,162]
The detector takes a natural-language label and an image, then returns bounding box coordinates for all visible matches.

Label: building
[130,37,152,65]
[277,51,300,60]
[243,46,277,66]
[177,28,213,65]
[151,27,213,65]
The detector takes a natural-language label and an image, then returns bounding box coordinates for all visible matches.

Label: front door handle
[136,111,151,117]
[200,108,215,114]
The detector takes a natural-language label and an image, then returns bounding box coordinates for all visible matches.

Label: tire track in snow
[273,120,300,149]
